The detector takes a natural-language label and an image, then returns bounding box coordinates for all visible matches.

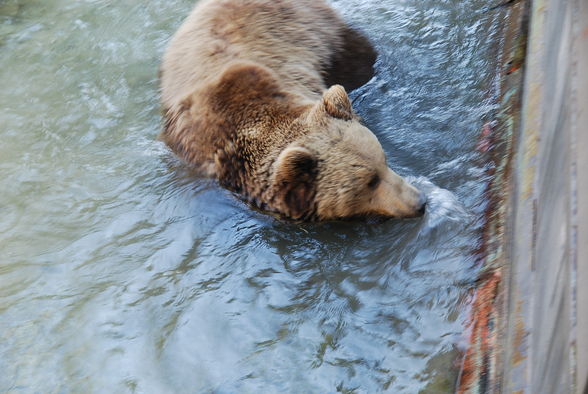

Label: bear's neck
[215,100,311,214]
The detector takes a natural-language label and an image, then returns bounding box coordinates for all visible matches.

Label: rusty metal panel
[459,0,588,391]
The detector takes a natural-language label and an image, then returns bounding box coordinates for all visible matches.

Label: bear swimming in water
[160,0,426,221]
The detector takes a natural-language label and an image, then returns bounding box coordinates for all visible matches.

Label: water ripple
[0,0,501,392]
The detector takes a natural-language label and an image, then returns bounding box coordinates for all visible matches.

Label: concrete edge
[456,1,529,392]
[459,0,588,392]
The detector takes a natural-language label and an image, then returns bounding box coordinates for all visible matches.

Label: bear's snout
[370,168,427,219]
[402,186,427,218]
[416,192,427,216]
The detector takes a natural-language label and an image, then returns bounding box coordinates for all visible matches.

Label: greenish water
[1,0,501,392]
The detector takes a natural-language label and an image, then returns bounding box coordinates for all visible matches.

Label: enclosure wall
[502,0,588,392]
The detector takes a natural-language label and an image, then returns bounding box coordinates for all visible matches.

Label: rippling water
[0,0,501,392]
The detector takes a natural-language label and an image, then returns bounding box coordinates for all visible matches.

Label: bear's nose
[416,192,427,216]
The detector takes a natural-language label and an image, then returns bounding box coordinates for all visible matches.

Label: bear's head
[271,85,426,221]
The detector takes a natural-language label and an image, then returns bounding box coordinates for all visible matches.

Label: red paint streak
[477,122,493,152]
[507,64,521,74]
[457,270,502,393]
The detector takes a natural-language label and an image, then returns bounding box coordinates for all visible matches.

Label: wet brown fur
[160,0,424,221]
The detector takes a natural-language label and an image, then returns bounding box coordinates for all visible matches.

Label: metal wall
[501,0,588,392]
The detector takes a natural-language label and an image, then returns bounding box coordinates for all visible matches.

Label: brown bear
[160,0,426,221]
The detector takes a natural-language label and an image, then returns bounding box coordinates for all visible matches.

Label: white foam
[407,176,471,228]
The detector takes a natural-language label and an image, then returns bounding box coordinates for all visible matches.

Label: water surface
[0,0,501,392]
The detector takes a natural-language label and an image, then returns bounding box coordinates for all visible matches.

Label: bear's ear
[274,146,318,219]
[322,85,353,120]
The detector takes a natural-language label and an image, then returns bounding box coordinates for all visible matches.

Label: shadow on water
[0,0,502,392]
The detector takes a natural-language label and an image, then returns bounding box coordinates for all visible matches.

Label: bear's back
[160,0,345,111]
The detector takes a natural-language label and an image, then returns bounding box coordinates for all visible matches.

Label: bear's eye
[367,174,380,189]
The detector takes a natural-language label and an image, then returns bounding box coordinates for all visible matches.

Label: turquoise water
[0,0,501,392]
